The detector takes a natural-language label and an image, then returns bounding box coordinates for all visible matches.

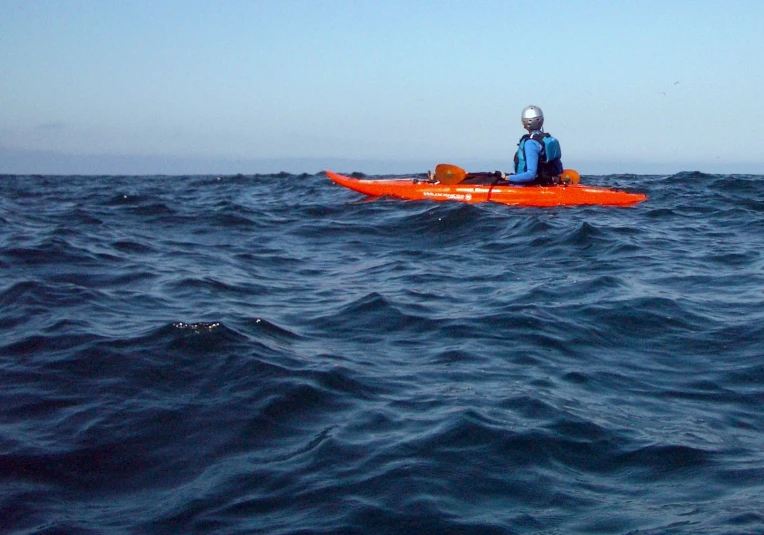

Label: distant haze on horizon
[2,1,763,176]
[1,146,761,177]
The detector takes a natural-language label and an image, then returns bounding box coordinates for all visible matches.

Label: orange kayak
[327,171,647,207]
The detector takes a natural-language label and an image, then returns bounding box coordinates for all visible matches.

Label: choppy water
[1,171,763,534]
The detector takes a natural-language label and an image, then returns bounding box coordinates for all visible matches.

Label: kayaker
[507,105,564,185]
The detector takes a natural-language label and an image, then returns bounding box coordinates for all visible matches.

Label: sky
[2,0,764,175]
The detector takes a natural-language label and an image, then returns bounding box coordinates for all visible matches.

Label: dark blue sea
[1,171,763,534]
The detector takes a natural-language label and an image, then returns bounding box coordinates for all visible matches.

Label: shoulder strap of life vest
[529,132,562,163]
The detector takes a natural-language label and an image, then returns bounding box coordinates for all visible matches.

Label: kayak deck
[326,171,647,207]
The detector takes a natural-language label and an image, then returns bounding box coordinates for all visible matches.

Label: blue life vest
[514,132,564,185]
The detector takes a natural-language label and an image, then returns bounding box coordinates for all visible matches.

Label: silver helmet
[521,105,544,131]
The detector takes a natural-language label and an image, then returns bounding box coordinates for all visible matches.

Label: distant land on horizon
[1,146,761,177]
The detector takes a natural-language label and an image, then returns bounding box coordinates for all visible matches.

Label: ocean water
[1,171,763,534]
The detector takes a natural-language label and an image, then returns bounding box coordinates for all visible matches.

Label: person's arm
[508,139,541,184]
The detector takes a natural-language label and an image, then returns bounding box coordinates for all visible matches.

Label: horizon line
[1,147,762,176]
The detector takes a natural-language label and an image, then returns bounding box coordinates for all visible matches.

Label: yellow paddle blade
[560,168,580,185]
[434,163,468,185]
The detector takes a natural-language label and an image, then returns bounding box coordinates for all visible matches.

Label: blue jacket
[511,130,563,185]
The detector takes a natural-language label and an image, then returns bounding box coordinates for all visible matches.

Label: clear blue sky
[2,0,763,175]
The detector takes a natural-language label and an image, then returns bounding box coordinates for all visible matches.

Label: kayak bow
[326,171,646,207]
